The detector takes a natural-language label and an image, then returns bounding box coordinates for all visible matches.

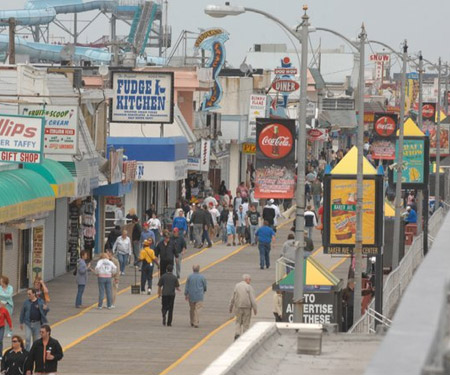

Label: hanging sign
[255,118,296,199]
[0,114,44,164]
[390,136,429,189]
[200,139,211,172]
[247,94,267,138]
[242,142,256,154]
[110,71,174,123]
[20,105,78,155]
[194,28,229,111]
[372,113,398,160]
[307,128,328,141]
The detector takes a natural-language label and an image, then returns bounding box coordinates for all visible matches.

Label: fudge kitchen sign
[0,114,44,164]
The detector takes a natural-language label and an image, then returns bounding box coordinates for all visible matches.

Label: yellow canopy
[436,110,447,123]
[385,200,395,217]
[396,118,424,137]
[331,146,377,175]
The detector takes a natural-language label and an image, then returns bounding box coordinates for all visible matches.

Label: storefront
[0,168,56,291]
[107,136,188,225]
[24,159,75,280]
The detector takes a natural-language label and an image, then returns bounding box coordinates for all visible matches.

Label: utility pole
[8,18,15,65]
[417,52,424,235]
[293,5,309,324]
[445,63,449,115]
[435,58,442,211]
[392,40,408,269]
[353,24,366,323]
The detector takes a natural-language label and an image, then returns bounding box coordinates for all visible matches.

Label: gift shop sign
[0,114,44,164]
[20,105,78,155]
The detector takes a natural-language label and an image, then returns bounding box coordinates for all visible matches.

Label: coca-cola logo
[374,116,396,137]
[258,123,293,159]
[422,103,435,118]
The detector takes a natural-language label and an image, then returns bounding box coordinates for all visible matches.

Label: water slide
[0,0,163,64]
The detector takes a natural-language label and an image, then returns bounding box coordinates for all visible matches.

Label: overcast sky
[4,0,450,69]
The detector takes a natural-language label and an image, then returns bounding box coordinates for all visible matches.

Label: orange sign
[242,143,256,154]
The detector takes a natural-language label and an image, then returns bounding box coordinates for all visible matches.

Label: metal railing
[276,257,294,283]
[350,207,446,333]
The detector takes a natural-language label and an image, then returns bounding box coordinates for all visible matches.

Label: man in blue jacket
[172,210,188,238]
[255,221,276,269]
[405,206,417,224]
[184,265,207,328]
[20,288,49,351]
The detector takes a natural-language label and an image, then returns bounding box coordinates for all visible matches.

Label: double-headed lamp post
[205,3,308,322]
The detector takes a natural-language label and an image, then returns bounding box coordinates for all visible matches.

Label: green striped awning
[0,169,55,224]
[24,159,75,198]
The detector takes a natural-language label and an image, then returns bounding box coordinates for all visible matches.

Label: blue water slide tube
[0,8,57,26]
[0,34,111,63]
[24,0,117,14]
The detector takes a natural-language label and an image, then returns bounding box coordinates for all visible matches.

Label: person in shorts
[226,205,238,246]
[236,205,247,245]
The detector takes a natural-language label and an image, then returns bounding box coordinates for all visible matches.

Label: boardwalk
[9,218,349,375]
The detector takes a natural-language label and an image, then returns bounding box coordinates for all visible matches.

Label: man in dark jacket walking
[201,205,213,248]
[219,203,230,244]
[190,205,207,248]
[155,230,177,276]
[131,216,142,267]
[158,264,180,327]
[105,225,122,251]
[25,324,63,375]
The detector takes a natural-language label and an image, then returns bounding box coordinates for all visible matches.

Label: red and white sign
[422,103,436,119]
[374,116,396,137]
[272,79,299,93]
[307,128,328,141]
[20,105,78,155]
[274,68,298,75]
[258,123,293,159]
[369,54,390,62]
[0,114,44,164]
[200,139,211,172]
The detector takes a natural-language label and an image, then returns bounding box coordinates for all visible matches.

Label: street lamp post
[204,3,308,323]
[435,58,442,211]
[392,41,408,269]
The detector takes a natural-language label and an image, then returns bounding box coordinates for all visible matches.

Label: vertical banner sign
[255,118,295,199]
[371,113,398,160]
[109,148,124,184]
[32,226,44,279]
[0,114,44,164]
[194,28,229,111]
[247,94,267,138]
[111,71,174,123]
[391,137,429,189]
[20,105,78,155]
[421,102,449,156]
[323,175,382,255]
[200,139,211,172]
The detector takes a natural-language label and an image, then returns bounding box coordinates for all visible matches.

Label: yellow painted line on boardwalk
[159,285,273,375]
[62,241,251,352]
[61,218,294,352]
[329,255,350,272]
[311,246,323,258]
[52,241,221,330]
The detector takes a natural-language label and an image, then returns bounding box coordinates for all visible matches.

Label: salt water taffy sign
[0,114,44,164]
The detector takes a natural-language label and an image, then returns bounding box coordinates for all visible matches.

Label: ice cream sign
[0,114,44,164]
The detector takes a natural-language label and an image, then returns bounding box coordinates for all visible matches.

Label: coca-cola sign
[258,123,293,159]
[272,79,300,93]
[422,103,436,120]
[255,118,296,199]
[373,113,398,138]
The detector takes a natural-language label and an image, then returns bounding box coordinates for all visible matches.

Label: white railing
[276,257,294,283]
[350,207,446,334]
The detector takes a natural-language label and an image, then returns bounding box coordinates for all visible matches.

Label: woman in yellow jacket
[139,239,159,295]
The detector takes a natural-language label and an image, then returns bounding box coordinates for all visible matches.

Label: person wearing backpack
[139,239,159,295]
[75,251,90,308]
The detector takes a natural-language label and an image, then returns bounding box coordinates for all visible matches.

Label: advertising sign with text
[20,105,78,155]
[111,71,174,123]
[0,114,44,164]
[247,94,267,138]
[323,176,382,255]
[255,118,295,199]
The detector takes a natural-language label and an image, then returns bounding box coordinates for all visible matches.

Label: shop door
[20,229,31,289]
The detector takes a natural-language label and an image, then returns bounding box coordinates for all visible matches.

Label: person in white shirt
[114,203,125,228]
[147,213,162,244]
[208,202,220,239]
[94,253,117,309]
[186,204,195,244]
[304,205,318,239]
[112,230,132,275]
[268,199,281,227]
